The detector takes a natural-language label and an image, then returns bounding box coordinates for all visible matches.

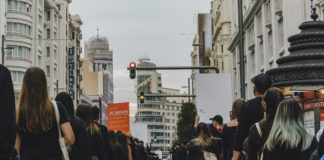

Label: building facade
[81,35,114,126]
[3,0,82,102]
[228,0,320,99]
[0,0,5,64]
[135,59,182,158]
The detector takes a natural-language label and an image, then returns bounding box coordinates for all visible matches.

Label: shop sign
[303,100,324,110]
[69,47,74,100]
[304,111,315,136]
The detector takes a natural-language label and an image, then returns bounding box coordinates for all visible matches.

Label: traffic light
[129,62,136,79]
[140,92,145,104]
[153,135,157,143]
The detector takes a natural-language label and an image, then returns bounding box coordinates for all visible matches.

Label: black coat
[188,138,222,160]
[0,65,16,160]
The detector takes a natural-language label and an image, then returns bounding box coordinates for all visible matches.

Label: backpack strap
[255,122,262,137]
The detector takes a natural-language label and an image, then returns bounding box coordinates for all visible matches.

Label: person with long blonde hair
[14,67,74,160]
[263,99,317,160]
[188,122,222,160]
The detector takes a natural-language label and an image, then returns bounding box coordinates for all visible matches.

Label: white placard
[304,110,315,136]
[195,74,233,123]
[130,117,148,144]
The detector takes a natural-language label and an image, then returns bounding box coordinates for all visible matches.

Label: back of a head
[251,73,272,94]
[107,130,117,148]
[55,92,75,119]
[116,131,129,155]
[195,122,212,147]
[76,103,92,123]
[18,67,54,134]
[91,106,100,121]
[213,115,223,125]
[263,87,284,118]
[231,98,245,120]
[265,99,313,151]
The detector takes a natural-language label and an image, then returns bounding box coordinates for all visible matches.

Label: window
[72,32,75,40]
[47,29,50,38]
[39,15,42,24]
[38,35,42,46]
[46,47,50,57]
[7,46,31,60]
[54,48,57,60]
[7,22,31,36]
[46,65,50,76]
[38,55,42,66]
[54,67,57,77]
[56,4,61,11]
[172,119,175,123]
[172,113,175,116]
[11,71,25,84]
[8,0,30,13]
[47,11,51,21]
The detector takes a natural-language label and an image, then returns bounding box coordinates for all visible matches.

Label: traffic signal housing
[129,62,136,79]
[140,92,145,104]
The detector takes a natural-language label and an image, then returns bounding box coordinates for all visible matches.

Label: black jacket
[69,117,92,160]
[234,98,263,152]
[222,125,237,160]
[0,65,16,160]
[188,138,222,160]
[97,123,109,159]
[263,137,317,160]
[247,124,261,160]
[175,146,188,160]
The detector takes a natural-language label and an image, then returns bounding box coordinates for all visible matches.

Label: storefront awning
[290,85,324,92]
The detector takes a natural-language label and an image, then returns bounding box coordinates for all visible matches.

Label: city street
[1,0,324,160]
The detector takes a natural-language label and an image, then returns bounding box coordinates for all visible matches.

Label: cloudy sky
[69,0,211,116]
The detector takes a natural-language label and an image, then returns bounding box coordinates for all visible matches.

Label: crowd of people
[1,64,324,160]
[0,65,159,160]
[172,73,324,160]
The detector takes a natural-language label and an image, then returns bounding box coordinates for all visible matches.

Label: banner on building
[107,102,130,135]
[68,47,74,100]
[304,100,324,110]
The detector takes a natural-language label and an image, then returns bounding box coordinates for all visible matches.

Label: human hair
[251,73,272,94]
[259,87,284,146]
[107,130,117,150]
[116,131,129,156]
[55,92,75,119]
[231,98,245,120]
[91,106,100,121]
[17,67,54,134]
[265,99,313,151]
[76,103,100,135]
[213,115,223,125]
[195,123,212,147]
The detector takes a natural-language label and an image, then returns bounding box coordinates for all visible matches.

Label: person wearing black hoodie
[91,106,109,159]
[55,92,92,160]
[0,64,16,160]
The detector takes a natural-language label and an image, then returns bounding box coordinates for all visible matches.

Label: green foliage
[176,102,197,143]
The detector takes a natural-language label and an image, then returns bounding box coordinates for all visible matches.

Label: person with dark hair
[107,130,116,160]
[263,99,317,160]
[194,115,223,138]
[0,65,16,160]
[76,104,107,160]
[222,98,245,160]
[91,106,109,159]
[247,87,284,160]
[55,92,91,160]
[114,131,132,160]
[14,67,75,160]
[175,141,188,160]
[188,123,222,160]
[310,131,324,160]
[233,73,272,160]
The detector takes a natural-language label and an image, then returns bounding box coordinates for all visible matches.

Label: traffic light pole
[128,66,219,73]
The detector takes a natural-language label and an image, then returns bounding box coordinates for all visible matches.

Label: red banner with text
[107,102,130,135]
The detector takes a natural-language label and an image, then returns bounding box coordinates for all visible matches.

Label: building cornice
[228,0,264,51]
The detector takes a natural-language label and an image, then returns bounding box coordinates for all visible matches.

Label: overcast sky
[69,0,211,116]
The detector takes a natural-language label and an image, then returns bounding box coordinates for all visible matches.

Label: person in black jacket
[107,130,116,160]
[263,99,317,160]
[247,87,283,160]
[175,141,188,160]
[77,104,107,160]
[222,98,244,160]
[233,73,272,160]
[91,106,109,159]
[55,92,92,160]
[310,131,324,160]
[114,131,132,160]
[188,123,222,160]
[0,64,16,160]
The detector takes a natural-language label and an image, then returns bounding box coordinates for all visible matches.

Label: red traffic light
[130,62,136,69]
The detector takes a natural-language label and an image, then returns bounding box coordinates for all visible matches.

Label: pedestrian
[247,87,284,160]
[222,98,245,160]
[76,104,107,160]
[188,122,222,160]
[0,64,16,160]
[310,131,324,160]
[107,130,116,160]
[233,73,272,160]
[263,99,317,160]
[175,141,188,160]
[91,106,109,159]
[55,92,92,160]
[14,67,75,160]
[194,115,223,138]
[114,131,133,160]
[172,142,180,160]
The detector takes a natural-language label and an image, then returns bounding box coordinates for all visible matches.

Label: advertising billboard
[107,102,130,135]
